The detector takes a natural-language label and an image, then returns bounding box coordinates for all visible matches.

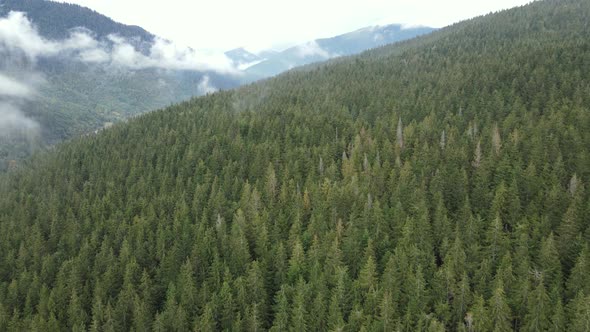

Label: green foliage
[1,0,590,330]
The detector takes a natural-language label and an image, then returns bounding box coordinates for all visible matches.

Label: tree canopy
[0,0,589,330]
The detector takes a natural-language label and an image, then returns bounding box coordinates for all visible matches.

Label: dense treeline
[1,0,590,330]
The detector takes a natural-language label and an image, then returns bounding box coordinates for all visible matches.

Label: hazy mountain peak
[244,22,435,79]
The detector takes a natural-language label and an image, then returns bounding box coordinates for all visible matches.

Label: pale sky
[54,0,533,53]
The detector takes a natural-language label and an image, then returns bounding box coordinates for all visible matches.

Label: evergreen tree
[524,277,550,332]
[488,285,512,332]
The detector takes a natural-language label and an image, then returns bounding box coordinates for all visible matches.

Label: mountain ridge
[245,23,435,79]
[0,0,154,43]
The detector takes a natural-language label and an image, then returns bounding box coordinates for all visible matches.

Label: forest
[0,0,589,330]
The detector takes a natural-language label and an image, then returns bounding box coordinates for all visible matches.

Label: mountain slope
[1,0,590,330]
[0,0,241,169]
[245,23,435,79]
[0,0,153,41]
[224,47,263,69]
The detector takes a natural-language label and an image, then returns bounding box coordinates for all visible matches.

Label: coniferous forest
[1,0,590,331]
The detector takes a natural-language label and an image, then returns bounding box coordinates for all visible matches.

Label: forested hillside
[0,0,154,43]
[1,0,590,331]
[0,0,241,170]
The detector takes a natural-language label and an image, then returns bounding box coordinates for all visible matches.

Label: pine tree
[379,291,396,332]
[219,281,235,331]
[195,302,216,332]
[246,262,267,327]
[567,245,590,299]
[453,273,472,327]
[485,214,509,269]
[309,291,327,332]
[327,293,345,332]
[287,240,306,283]
[549,297,565,332]
[557,201,583,271]
[396,117,404,150]
[538,233,563,292]
[358,254,377,294]
[568,292,590,332]
[488,284,512,332]
[178,259,197,316]
[492,124,502,156]
[290,279,308,332]
[524,277,550,332]
[465,295,491,331]
[270,286,290,332]
[246,303,263,332]
[67,290,87,331]
[132,295,151,332]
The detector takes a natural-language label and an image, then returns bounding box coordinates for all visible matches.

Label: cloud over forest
[0,11,237,73]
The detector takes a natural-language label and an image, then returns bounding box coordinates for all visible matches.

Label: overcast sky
[54,0,532,53]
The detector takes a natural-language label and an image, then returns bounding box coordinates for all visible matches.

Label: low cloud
[0,72,41,136]
[106,36,235,73]
[401,23,426,30]
[78,48,110,63]
[197,75,217,94]
[148,38,235,72]
[0,102,39,136]
[237,59,264,71]
[0,12,100,60]
[295,40,332,59]
[0,11,53,59]
[0,73,33,98]
[0,11,237,73]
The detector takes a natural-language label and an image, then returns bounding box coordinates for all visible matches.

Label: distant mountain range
[230,24,435,79]
[224,47,265,70]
